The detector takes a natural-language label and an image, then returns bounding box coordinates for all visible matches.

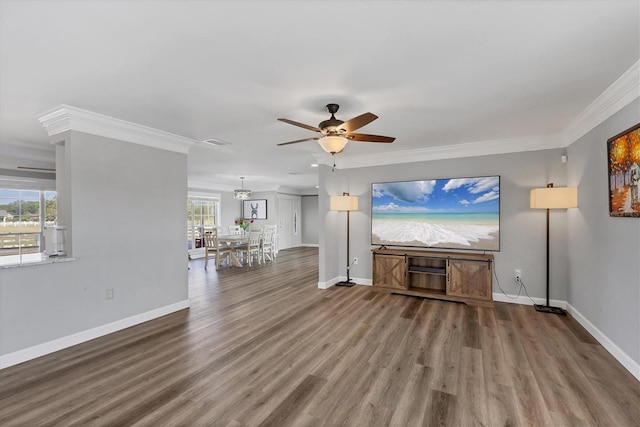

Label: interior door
[278,197,293,249]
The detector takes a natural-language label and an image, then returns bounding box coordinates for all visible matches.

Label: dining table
[217,233,249,267]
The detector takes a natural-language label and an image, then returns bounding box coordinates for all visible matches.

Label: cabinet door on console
[448,259,492,300]
[373,254,407,289]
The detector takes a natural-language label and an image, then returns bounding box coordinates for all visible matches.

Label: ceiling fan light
[318,135,348,154]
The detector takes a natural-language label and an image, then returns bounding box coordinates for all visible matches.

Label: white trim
[355,277,372,286]
[492,292,567,308]
[322,134,562,169]
[566,302,640,382]
[318,276,371,289]
[187,191,221,201]
[188,248,207,259]
[491,293,639,381]
[325,284,638,380]
[562,60,640,146]
[315,61,640,170]
[0,299,190,370]
[36,105,197,154]
[318,276,340,289]
[300,243,319,248]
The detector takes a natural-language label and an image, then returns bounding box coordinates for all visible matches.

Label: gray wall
[320,147,572,300]
[0,131,188,355]
[220,190,242,228]
[567,99,640,364]
[320,105,640,368]
[301,195,319,245]
[222,190,312,248]
[246,191,278,231]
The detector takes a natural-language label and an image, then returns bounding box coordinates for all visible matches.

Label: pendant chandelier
[234,176,251,199]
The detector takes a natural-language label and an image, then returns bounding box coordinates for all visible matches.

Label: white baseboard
[492,292,638,381]
[492,292,567,308]
[316,284,638,379]
[0,299,190,370]
[566,302,640,381]
[188,248,206,259]
[300,243,319,248]
[318,276,371,289]
[317,278,335,289]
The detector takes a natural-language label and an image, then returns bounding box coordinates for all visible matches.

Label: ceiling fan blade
[347,133,395,143]
[338,112,378,133]
[277,137,320,146]
[17,166,56,172]
[277,118,321,132]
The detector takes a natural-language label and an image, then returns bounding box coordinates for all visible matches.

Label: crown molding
[36,105,196,154]
[187,178,281,194]
[561,60,640,146]
[187,178,237,193]
[329,134,562,169]
[320,61,640,171]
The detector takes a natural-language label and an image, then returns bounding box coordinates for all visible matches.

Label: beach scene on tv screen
[372,176,500,251]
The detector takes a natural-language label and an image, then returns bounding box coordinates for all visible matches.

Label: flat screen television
[371,175,500,251]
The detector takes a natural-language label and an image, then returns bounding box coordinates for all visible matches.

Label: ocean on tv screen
[371,176,500,251]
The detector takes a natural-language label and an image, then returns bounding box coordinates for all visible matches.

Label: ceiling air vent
[201,138,231,147]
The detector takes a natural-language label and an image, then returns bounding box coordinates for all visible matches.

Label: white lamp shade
[318,136,348,154]
[530,187,578,209]
[330,195,358,211]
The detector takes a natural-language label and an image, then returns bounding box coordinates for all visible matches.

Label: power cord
[517,278,538,305]
[494,269,537,305]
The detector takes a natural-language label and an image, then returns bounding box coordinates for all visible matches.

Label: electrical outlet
[353,257,359,265]
[106,288,114,300]
[514,269,522,283]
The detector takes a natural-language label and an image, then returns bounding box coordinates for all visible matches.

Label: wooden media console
[372,247,494,307]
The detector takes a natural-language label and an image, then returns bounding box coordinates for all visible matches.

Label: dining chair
[236,230,262,266]
[262,224,278,258]
[203,229,232,270]
[228,225,243,235]
[261,229,275,262]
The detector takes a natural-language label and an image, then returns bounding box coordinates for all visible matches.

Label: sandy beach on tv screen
[372,220,499,251]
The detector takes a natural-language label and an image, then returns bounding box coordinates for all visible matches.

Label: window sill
[0,253,75,269]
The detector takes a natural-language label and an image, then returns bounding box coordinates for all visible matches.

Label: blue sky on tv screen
[372,176,500,214]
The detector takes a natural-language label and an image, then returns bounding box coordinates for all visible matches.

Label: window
[0,189,57,264]
[44,191,57,226]
[187,197,219,251]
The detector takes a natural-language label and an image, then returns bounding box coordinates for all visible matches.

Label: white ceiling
[1,1,638,193]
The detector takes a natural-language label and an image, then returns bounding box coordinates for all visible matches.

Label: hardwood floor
[0,247,638,426]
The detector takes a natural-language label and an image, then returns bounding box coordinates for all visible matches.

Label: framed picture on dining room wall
[243,199,268,220]
[607,123,640,217]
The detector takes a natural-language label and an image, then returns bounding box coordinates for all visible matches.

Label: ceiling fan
[17,166,55,172]
[276,103,395,155]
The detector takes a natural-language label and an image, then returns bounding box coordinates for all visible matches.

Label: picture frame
[243,199,267,220]
[607,123,640,217]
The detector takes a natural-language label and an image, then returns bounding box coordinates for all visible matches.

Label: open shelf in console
[407,256,447,293]
[408,265,446,275]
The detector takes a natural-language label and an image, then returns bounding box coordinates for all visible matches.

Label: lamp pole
[334,192,356,287]
[545,188,551,307]
[345,203,352,283]
[531,182,576,315]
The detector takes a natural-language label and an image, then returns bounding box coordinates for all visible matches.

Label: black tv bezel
[370,174,501,252]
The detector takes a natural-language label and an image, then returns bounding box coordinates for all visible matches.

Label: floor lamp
[530,183,578,315]
[330,192,358,287]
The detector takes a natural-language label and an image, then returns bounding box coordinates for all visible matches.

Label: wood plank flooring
[0,247,638,426]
